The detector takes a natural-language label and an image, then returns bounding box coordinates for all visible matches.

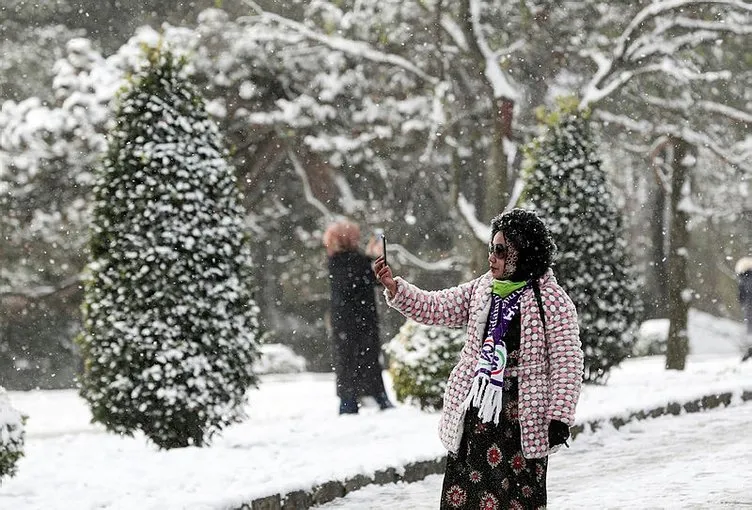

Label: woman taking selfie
[374,209,583,509]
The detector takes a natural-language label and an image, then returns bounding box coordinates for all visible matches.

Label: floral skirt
[440,375,547,510]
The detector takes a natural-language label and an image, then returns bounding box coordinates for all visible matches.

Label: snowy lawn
[1,310,750,509]
[2,354,751,510]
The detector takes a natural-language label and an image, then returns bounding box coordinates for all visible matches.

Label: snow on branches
[76,48,262,449]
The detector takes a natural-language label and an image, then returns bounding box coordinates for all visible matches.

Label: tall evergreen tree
[77,48,261,448]
[524,101,641,383]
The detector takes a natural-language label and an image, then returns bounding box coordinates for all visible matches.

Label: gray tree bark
[665,136,694,371]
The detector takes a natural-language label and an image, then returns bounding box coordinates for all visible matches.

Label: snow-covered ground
[319,403,752,509]
[0,310,750,509]
[637,308,750,356]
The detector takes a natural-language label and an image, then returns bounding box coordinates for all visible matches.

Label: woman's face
[488,231,508,279]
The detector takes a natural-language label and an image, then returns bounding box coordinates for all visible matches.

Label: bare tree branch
[582,63,665,108]
[595,110,752,172]
[238,0,439,85]
[627,30,722,61]
[287,149,335,219]
[0,274,82,301]
[654,16,752,36]
[698,101,752,124]
[457,193,491,242]
[581,0,751,108]
[615,0,751,61]
[467,0,519,100]
[388,243,466,271]
[636,93,752,124]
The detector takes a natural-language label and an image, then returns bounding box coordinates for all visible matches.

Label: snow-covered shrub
[77,48,262,449]
[252,344,307,375]
[0,387,26,481]
[633,319,669,357]
[385,320,465,410]
[525,101,642,383]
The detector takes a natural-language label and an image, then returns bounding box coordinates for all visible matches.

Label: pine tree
[77,48,261,449]
[524,101,641,383]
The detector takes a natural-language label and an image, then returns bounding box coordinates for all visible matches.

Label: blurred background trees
[1,0,749,388]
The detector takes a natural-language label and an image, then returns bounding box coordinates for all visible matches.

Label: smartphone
[381,234,387,265]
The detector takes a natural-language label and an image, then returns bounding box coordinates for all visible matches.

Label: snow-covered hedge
[385,320,465,410]
[0,387,26,481]
[634,319,669,357]
[252,344,307,375]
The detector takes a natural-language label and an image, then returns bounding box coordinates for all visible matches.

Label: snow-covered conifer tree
[524,101,641,383]
[77,48,261,448]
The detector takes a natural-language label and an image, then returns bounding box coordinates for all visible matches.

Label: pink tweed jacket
[385,269,583,459]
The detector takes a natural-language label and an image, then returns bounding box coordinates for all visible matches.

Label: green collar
[491,279,527,298]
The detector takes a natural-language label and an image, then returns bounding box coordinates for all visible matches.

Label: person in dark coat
[736,257,752,361]
[323,219,394,414]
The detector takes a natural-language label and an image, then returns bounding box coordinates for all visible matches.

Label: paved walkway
[320,403,752,509]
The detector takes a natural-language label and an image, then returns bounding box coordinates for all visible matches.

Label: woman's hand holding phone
[373,254,397,298]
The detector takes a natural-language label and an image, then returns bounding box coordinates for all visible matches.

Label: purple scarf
[462,287,525,424]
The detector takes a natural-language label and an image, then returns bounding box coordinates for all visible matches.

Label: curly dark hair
[490,208,557,281]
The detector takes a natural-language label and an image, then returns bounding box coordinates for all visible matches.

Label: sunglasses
[488,243,508,259]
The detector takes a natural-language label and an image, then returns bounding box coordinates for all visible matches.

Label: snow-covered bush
[634,319,670,357]
[0,387,26,481]
[252,344,307,375]
[77,48,262,449]
[525,102,641,383]
[385,320,465,410]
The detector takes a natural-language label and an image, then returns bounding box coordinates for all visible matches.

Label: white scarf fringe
[462,375,505,424]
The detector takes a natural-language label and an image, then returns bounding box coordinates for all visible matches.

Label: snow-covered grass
[0,312,750,509]
[252,343,307,375]
[2,355,751,510]
[635,308,747,356]
[2,374,444,510]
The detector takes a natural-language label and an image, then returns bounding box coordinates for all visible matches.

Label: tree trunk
[646,178,668,318]
[665,137,693,371]
[482,97,514,220]
[467,97,514,276]
[458,0,515,276]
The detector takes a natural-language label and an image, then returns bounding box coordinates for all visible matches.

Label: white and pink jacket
[385,269,583,459]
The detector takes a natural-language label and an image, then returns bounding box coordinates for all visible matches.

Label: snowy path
[319,403,752,509]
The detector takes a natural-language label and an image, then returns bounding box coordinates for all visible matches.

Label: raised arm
[373,255,479,329]
[388,277,479,328]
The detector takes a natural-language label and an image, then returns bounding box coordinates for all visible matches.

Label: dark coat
[328,251,386,399]
[740,271,752,333]
[740,271,752,305]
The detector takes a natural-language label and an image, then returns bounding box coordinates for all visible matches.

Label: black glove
[548,420,570,448]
